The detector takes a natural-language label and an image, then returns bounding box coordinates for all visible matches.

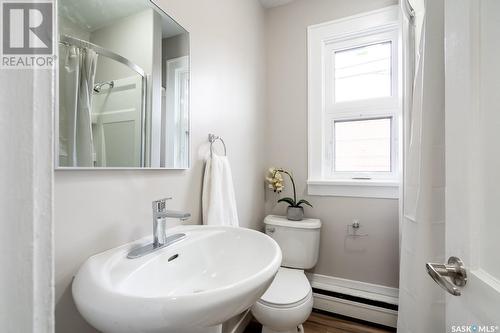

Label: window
[307,6,401,198]
[334,118,392,173]
[334,42,392,103]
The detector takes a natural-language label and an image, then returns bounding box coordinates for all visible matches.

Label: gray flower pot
[287,206,304,221]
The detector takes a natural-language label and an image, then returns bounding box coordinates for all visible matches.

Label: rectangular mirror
[57,0,190,169]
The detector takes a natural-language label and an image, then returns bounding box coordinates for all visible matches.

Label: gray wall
[54,0,266,331]
[163,34,189,60]
[264,0,400,288]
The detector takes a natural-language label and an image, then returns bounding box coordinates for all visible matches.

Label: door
[92,75,143,167]
[440,0,500,328]
[164,56,189,168]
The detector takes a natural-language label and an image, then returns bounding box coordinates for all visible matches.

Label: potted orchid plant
[266,168,313,221]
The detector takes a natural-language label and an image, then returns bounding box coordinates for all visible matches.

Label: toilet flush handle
[266,227,276,234]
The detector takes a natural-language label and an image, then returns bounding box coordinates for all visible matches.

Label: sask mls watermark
[451,325,499,333]
[1,1,54,68]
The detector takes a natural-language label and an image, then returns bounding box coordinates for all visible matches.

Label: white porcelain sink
[72,225,282,333]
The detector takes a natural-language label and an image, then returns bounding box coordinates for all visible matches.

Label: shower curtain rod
[59,35,146,78]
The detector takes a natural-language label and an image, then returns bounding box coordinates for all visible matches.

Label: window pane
[334,118,391,172]
[334,42,392,103]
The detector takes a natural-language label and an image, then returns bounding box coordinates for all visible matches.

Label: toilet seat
[257,267,311,309]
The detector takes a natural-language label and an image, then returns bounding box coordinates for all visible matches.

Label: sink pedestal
[206,325,223,333]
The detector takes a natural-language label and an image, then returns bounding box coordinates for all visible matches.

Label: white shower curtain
[397,0,446,332]
[59,45,98,167]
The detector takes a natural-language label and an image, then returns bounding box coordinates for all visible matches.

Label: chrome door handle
[426,256,467,296]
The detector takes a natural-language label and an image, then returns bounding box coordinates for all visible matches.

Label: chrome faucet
[153,198,191,247]
[127,198,191,259]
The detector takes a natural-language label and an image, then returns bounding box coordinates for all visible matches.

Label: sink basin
[72,225,282,333]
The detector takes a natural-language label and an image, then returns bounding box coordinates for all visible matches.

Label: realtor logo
[1,1,54,68]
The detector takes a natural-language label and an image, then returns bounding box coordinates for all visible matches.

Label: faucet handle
[152,198,172,213]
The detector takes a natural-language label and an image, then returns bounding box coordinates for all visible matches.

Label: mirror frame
[55,0,191,171]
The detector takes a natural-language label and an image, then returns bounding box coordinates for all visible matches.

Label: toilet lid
[259,267,311,307]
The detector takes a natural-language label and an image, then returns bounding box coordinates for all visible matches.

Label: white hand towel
[202,153,239,226]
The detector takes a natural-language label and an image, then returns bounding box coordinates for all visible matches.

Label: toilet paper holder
[347,220,368,237]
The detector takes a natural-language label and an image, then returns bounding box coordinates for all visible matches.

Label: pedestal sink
[72,225,282,333]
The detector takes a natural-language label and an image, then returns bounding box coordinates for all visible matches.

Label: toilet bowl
[251,267,313,333]
[251,215,321,333]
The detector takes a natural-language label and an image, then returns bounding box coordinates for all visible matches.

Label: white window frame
[307,6,402,199]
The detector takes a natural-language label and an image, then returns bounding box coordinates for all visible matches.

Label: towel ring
[209,134,227,156]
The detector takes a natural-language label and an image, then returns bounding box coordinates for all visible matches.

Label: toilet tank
[264,215,321,269]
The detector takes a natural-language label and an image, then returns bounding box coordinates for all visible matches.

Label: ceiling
[259,0,296,9]
[59,0,185,38]
[59,0,148,32]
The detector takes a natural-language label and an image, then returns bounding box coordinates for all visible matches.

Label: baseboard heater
[311,287,399,329]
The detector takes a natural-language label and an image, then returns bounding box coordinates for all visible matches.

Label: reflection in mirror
[57,0,190,169]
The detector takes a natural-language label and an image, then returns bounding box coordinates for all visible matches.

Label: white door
[440,0,500,329]
[164,56,189,168]
[92,75,143,167]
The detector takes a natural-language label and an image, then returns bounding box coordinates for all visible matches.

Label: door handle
[426,256,467,296]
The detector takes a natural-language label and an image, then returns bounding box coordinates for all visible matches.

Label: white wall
[264,0,400,288]
[91,9,156,83]
[54,0,266,331]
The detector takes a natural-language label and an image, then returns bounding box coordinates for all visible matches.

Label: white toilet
[251,215,321,333]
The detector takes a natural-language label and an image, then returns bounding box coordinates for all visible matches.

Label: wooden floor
[244,311,395,333]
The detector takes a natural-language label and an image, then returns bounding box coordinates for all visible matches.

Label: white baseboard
[307,273,399,328]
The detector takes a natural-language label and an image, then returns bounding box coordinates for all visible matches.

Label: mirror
[57,0,190,169]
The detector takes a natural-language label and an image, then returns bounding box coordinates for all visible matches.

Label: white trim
[307,273,399,328]
[307,6,402,197]
[307,273,399,305]
[307,180,399,199]
[308,6,401,31]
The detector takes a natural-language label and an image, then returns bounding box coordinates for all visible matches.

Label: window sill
[307,179,399,199]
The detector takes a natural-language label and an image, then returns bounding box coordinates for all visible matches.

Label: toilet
[251,215,321,333]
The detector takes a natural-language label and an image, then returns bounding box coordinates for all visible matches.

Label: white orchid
[266,168,284,193]
[265,167,313,208]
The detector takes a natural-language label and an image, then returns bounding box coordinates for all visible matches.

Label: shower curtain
[397,0,446,332]
[59,45,98,167]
